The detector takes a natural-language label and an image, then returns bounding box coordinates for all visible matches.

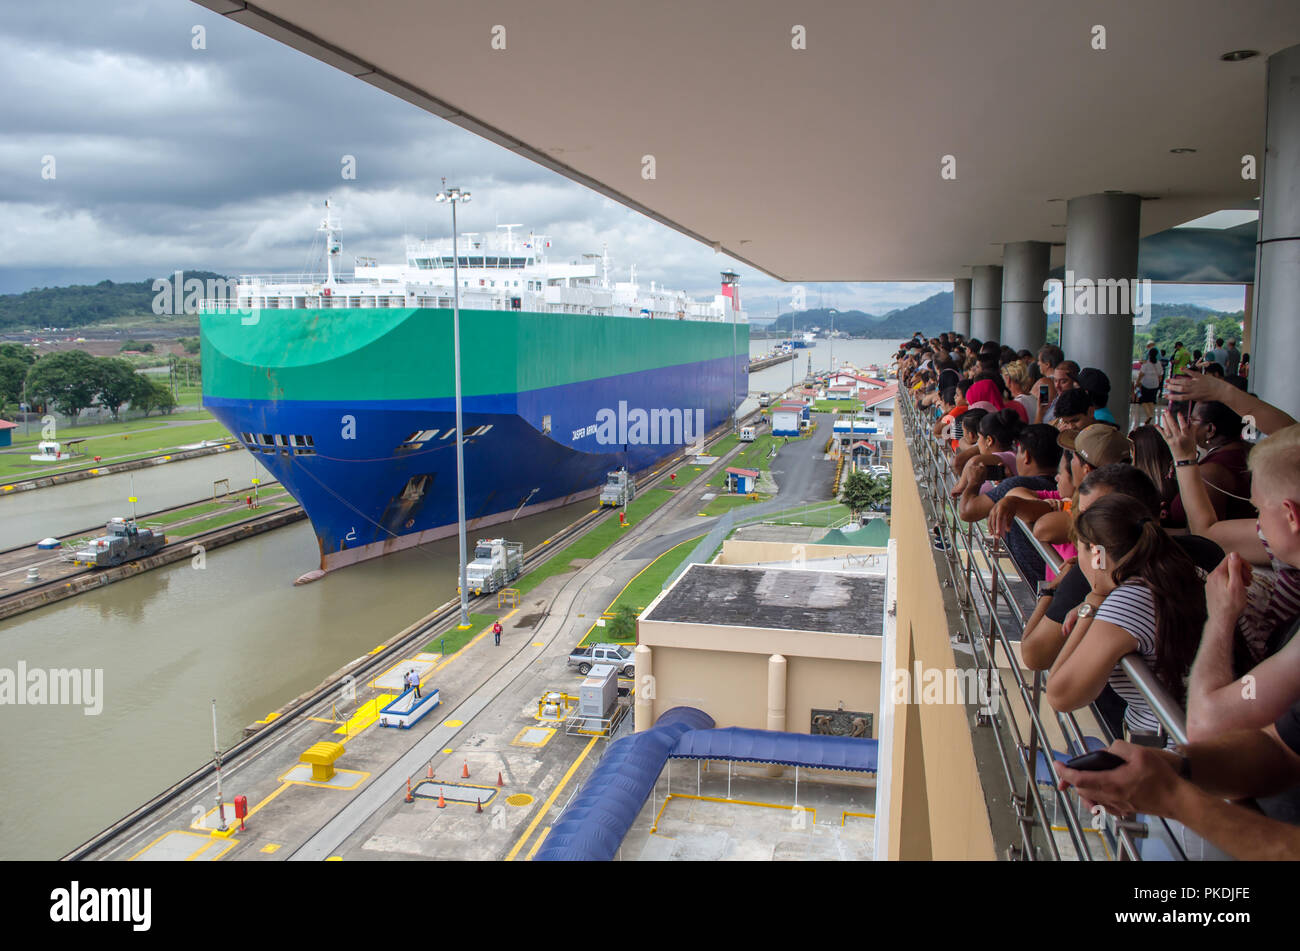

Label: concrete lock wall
[887,433,997,861]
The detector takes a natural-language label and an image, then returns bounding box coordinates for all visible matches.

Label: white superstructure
[221,201,747,323]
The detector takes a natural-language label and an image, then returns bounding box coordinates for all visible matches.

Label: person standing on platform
[493,621,503,646]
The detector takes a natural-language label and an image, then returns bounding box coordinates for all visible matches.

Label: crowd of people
[896,330,1300,860]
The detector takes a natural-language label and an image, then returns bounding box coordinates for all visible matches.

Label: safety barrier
[899,396,1189,860]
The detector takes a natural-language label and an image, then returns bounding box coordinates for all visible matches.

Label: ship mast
[319,199,341,285]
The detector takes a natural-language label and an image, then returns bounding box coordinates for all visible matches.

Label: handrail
[1013,516,1064,574]
[896,391,1192,860]
[1119,657,1189,747]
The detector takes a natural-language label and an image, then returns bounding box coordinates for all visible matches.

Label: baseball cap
[1057,424,1131,468]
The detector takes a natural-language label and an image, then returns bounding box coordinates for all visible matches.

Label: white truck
[598,468,636,507]
[461,537,524,595]
[739,425,756,442]
[567,643,636,678]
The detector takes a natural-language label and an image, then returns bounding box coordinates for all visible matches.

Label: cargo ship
[201,202,748,573]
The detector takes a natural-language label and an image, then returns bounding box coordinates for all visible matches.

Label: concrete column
[970,265,1003,343]
[952,278,971,337]
[1252,44,1300,418]
[766,653,787,777]
[1001,241,1051,354]
[1060,192,1142,432]
[633,644,653,732]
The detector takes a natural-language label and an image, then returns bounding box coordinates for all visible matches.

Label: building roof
[0,420,18,430]
[725,467,760,478]
[644,563,884,636]
[859,385,899,409]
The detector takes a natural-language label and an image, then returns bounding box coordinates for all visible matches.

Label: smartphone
[952,416,964,439]
[984,464,1005,481]
[1038,384,1050,406]
[1064,750,1126,771]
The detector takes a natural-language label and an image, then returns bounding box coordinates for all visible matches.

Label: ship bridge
[196,0,1300,862]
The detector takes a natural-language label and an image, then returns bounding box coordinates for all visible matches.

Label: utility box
[578,664,618,718]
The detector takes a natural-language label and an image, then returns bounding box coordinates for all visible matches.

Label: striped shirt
[1094,583,1168,740]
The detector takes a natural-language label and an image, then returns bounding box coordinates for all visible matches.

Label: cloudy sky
[0,1,1250,317]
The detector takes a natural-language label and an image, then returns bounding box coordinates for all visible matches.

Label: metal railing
[899,394,1190,861]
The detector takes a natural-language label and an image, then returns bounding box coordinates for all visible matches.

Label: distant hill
[767,292,955,340]
[0,273,229,331]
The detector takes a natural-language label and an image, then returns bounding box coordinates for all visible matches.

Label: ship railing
[899,395,1191,860]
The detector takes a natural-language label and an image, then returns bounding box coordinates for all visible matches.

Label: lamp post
[436,182,473,627]
[722,270,740,432]
[828,309,838,377]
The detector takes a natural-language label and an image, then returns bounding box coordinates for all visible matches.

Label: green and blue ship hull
[201,307,747,570]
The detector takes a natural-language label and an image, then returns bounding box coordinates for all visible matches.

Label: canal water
[0,336,902,859]
[746,337,901,397]
[0,469,591,860]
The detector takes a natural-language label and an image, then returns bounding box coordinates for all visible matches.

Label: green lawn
[707,434,781,487]
[0,421,235,482]
[708,434,740,457]
[7,415,216,448]
[170,499,294,537]
[758,502,852,527]
[423,613,498,656]
[813,399,861,413]
[657,464,704,489]
[579,535,703,645]
[701,492,770,516]
[514,487,682,596]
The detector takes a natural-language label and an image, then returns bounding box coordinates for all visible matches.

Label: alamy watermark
[889,663,1001,715]
[1043,273,1152,326]
[152,270,249,316]
[0,662,103,715]
[572,401,706,446]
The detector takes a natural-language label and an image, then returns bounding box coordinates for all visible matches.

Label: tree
[134,378,176,417]
[119,340,155,353]
[94,358,145,419]
[24,350,99,421]
[0,343,36,367]
[0,356,28,406]
[840,469,891,515]
[606,605,639,642]
[177,336,200,354]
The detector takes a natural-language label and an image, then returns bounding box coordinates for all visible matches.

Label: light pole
[722,270,740,432]
[437,182,473,628]
[828,309,838,377]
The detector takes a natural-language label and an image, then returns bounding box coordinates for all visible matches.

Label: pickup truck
[568,643,636,677]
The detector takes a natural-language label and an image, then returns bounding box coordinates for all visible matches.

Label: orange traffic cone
[476,798,483,814]
[437,789,447,809]
[497,771,504,788]
[461,761,470,779]
[405,777,413,803]
[427,762,434,780]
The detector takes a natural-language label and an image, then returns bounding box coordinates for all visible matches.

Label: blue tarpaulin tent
[671,727,878,773]
[535,712,880,861]
[534,706,714,861]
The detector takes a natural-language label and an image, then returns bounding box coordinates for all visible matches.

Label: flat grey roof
[644,564,883,636]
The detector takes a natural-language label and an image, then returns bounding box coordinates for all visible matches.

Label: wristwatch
[1174,458,1197,468]
[1076,601,1097,620]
